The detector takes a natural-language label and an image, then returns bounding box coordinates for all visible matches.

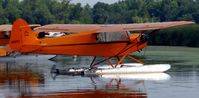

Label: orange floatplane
[9,19,194,68]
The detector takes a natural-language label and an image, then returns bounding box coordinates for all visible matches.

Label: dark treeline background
[0,0,199,47]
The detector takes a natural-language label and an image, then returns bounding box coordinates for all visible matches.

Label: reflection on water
[20,77,147,98]
[0,55,198,98]
[21,90,146,98]
[0,61,148,98]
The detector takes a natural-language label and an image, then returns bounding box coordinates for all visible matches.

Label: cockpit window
[96,32,130,42]
[37,32,72,38]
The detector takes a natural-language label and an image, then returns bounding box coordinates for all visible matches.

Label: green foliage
[1,0,199,24]
[20,0,55,25]
[92,2,110,24]
[0,1,8,24]
[79,4,93,24]
[150,24,199,47]
[3,0,21,23]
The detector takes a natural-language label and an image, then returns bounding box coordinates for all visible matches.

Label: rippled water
[0,46,198,98]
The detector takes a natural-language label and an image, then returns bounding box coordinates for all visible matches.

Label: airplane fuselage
[32,32,147,57]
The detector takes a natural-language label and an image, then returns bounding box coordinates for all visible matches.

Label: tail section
[9,19,40,52]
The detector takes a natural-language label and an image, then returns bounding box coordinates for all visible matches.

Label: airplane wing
[0,25,12,32]
[0,24,41,32]
[34,21,194,33]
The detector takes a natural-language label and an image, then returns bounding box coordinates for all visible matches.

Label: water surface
[0,46,198,98]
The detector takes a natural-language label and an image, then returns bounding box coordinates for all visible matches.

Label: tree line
[0,0,199,47]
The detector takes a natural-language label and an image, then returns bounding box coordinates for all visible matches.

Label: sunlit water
[0,46,198,98]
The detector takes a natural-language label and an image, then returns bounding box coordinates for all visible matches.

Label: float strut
[115,54,127,68]
[127,55,145,64]
[90,56,97,68]
[104,57,114,68]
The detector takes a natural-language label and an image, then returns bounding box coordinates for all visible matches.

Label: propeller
[140,33,149,44]
[138,30,160,58]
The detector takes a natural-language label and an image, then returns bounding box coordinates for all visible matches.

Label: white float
[101,73,171,81]
[96,63,171,74]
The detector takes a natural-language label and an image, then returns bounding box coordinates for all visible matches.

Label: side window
[37,32,71,38]
[96,32,129,42]
[96,32,106,42]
